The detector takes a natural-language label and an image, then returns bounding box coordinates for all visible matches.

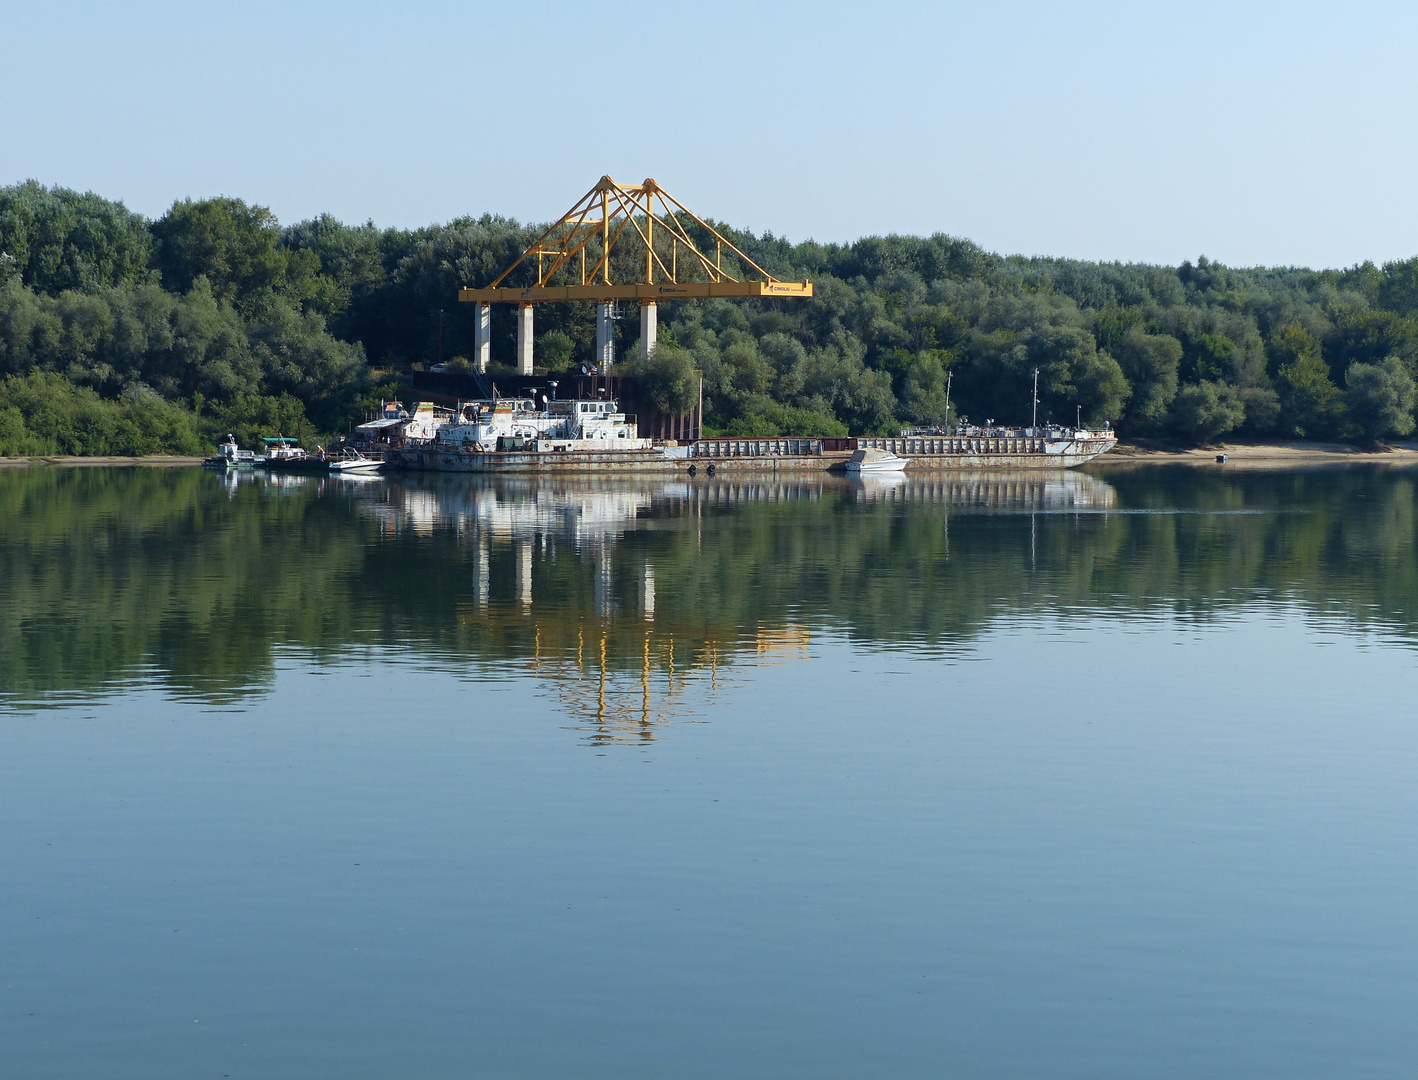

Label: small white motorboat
[327,450,384,475]
[844,448,909,473]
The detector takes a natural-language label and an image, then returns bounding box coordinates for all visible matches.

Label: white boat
[327,450,384,474]
[203,434,260,470]
[845,448,910,473]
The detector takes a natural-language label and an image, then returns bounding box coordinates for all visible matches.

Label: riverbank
[5,442,1418,471]
[1094,440,1418,469]
[0,455,206,468]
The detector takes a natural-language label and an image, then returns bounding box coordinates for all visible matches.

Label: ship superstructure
[432,397,653,452]
[392,396,667,473]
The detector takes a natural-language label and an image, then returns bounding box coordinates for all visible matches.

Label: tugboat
[202,434,260,470]
[390,395,668,473]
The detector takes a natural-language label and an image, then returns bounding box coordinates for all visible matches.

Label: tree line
[5,178,1418,453]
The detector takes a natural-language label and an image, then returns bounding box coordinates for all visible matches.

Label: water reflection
[848,469,1116,509]
[4,465,1418,730]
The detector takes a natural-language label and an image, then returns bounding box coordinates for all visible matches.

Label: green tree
[899,350,953,426]
[1115,327,1182,428]
[719,398,847,437]
[538,330,574,368]
[1345,356,1417,439]
[622,343,701,414]
[1170,380,1246,443]
[1378,257,1418,316]
[280,214,388,323]
[0,181,153,295]
[152,198,294,316]
[1271,324,1344,436]
[962,324,1127,427]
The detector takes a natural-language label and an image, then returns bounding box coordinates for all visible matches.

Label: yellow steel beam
[466,175,812,303]
[459,281,813,303]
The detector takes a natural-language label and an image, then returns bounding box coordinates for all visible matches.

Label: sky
[5,0,1418,268]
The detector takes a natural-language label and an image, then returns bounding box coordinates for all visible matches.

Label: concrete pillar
[475,540,489,609]
[517,537,533,611]
[639,562,655,621]
[595,302,615,370]
[473,303,491,374]
[639,300,657,361]
[516,304,534,375]
[594,545,614,617]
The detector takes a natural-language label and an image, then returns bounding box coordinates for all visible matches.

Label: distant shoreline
[1094,441,1418,469]
[6,444,1418,472]
[0,456,206,468]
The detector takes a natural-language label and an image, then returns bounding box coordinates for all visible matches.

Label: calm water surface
[2,464,1416,1078]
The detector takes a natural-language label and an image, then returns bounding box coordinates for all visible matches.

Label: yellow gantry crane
[458,175,812,373]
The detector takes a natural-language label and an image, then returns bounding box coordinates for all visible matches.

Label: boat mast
[1032,368,1039,428]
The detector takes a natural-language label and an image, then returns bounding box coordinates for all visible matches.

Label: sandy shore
[0,455,206,468]
[1094,441,1418,469]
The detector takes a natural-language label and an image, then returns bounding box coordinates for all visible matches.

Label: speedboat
[844,448,909,473]
[327,449,384,474]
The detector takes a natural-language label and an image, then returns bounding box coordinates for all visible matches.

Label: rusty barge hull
[389,434,1116,474]
[392,448,677,473]
[690,434,1116,471]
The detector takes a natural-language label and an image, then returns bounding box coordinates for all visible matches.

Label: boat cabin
[435,397,649,452]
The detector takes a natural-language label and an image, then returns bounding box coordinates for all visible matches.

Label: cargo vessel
[391,396,673,474]
[384,396,1115,474]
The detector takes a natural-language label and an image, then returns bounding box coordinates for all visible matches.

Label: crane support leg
[640,301,657,361]
[596,302,615,369]
[516,304,534,375]
[473,303,491,373]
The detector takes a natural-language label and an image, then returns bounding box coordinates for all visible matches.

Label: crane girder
[459,175,812,304]
[459,281,812,304]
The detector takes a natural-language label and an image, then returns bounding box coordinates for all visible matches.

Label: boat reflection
[369,476,658,542]
[331,472,1117,743]
[848,469,1116,509]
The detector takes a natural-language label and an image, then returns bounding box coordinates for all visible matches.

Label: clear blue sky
[5,0,1417,268]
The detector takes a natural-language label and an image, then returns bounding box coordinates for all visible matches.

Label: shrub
[1346,356,1417,439]
[0,371,206,455]
[1170,380,1245,444]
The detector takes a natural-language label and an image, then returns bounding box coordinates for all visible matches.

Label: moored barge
[382,394,1116,474]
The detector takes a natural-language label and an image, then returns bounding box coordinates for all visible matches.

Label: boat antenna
[944,369,953,434]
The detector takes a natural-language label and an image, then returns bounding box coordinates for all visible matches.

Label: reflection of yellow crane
[458,175,813,373]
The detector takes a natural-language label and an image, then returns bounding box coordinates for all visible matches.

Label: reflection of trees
[0,468,371,703]
[5,466,1418,724]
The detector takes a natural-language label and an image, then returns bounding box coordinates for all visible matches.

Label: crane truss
[458,176,812,304]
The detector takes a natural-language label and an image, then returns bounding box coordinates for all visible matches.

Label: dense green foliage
[8,179,1418,450]
[0,371,207,456]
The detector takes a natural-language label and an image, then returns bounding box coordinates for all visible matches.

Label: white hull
[846,459,910,473]
[328,458,384,474]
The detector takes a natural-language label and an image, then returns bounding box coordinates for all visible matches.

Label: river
[2,463,1416,1078]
